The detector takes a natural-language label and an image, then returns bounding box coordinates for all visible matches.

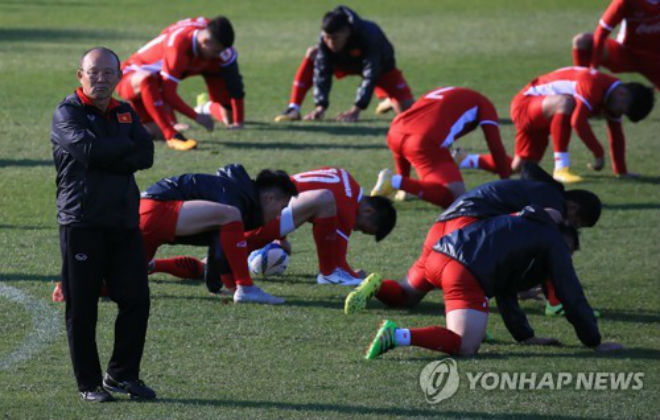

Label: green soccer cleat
[365,319,398,360]
[545,302,600,318]
[344,273,383,314]
[545,302,565,316]
[483,330,495,343]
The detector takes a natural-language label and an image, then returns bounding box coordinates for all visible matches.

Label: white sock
[459,154,481,169]
[287,103,301,112]
[554,152,570,170]
[391,174,402,190]
[202,101,212,115]
[394,328,411,346]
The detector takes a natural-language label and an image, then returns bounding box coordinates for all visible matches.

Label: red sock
[231,98,244,125]
[153,256,205,279]
[409,326,462,355]
[221,273,236,290]
[139,78,177,139]
[289,56,314,106]
[312,216,339,275]
[545,279,561,306]
[476,154,512,173]
[376,279,408,307]
[245,217,281,251]
[572,47,590,67]
[400,178,454,208]
[550,113,572,152]
[219,221,253,286]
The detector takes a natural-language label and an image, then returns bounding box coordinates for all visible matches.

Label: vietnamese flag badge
[117,112,133,124]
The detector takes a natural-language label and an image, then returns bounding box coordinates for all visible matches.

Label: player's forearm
[162,80,198,120]
[481,123,512,179]
[590,25,610,68]
[571,112,605,158]
[607,120,627,175]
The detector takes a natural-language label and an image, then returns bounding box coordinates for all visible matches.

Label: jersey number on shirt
[292,168,342,184]
[425,86,455,100]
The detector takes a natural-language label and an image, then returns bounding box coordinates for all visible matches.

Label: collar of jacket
[75,87,121,114]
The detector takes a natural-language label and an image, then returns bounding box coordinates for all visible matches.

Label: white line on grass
[0,283,61,371]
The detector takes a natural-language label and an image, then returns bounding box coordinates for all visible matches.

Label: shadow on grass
[0,28,136,43]
[149,278,203,287]
[159,397,587,420]
[0,223,54,230]
[221,141,385,150]
[245,120,388,137]
[474,347,660,361]
[602,202,660,211]
[0,159,53,168]
[0,273,58,282]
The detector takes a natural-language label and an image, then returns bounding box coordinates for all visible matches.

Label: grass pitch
[0,1,658,419]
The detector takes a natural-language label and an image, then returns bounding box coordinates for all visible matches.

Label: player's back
[291,167,362,230]
[125,17,207,67]
[391,87,491,139]
[522,67,619,113]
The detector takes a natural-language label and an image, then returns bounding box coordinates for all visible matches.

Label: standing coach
[51,47,156,402]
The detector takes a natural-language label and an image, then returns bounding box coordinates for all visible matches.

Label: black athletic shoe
[103,373,156,400]
[80,386,115,402]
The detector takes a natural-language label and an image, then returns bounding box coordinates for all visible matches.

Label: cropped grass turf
[0,1,658,419]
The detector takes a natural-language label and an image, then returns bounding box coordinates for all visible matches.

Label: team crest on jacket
[117,112,133,123]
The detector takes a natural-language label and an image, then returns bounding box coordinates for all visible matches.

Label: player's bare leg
[175,201,284,304]
[445,308,488,355]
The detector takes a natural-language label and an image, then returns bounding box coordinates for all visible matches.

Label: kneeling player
[572,0,659,90]
[151,167,397,287]
[510,66,654,183]
[140,164,297,304]
[116,16,244,151]
[370,86,512,207]
[345,173,601,315]
[362,206,622,358]
[274,6,414,123]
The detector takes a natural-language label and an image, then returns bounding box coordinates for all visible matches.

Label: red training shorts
[510,93,551,161]
[139,199,184,261]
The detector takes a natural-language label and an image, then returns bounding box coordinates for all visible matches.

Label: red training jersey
[519,66,628,174]
[592,0,660,67]
[391,86,511,178]
[123,17,242,122]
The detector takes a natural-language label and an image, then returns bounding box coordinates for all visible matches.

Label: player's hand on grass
[227,123,243,130]
[587,156,604,171]
[196,113,215,131]
[336,106,361,122]
[275,239,292,254]
[303,106,325,121]
[595,341,625,352]
[522,336,560,346]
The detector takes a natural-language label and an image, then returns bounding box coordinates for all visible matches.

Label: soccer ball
[248,242,290,277]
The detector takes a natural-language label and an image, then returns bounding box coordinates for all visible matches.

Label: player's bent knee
[572,32,593,50]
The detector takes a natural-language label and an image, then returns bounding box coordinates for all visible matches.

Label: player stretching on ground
[370,87,511,207]
[274,5,414,123]
[360,206,622,358]
[140,164,296,304]
[150,167,397,287]
[116,16,244,151]
[573,0,659,90]
[510,66,654,183]
[345,173,601,313]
